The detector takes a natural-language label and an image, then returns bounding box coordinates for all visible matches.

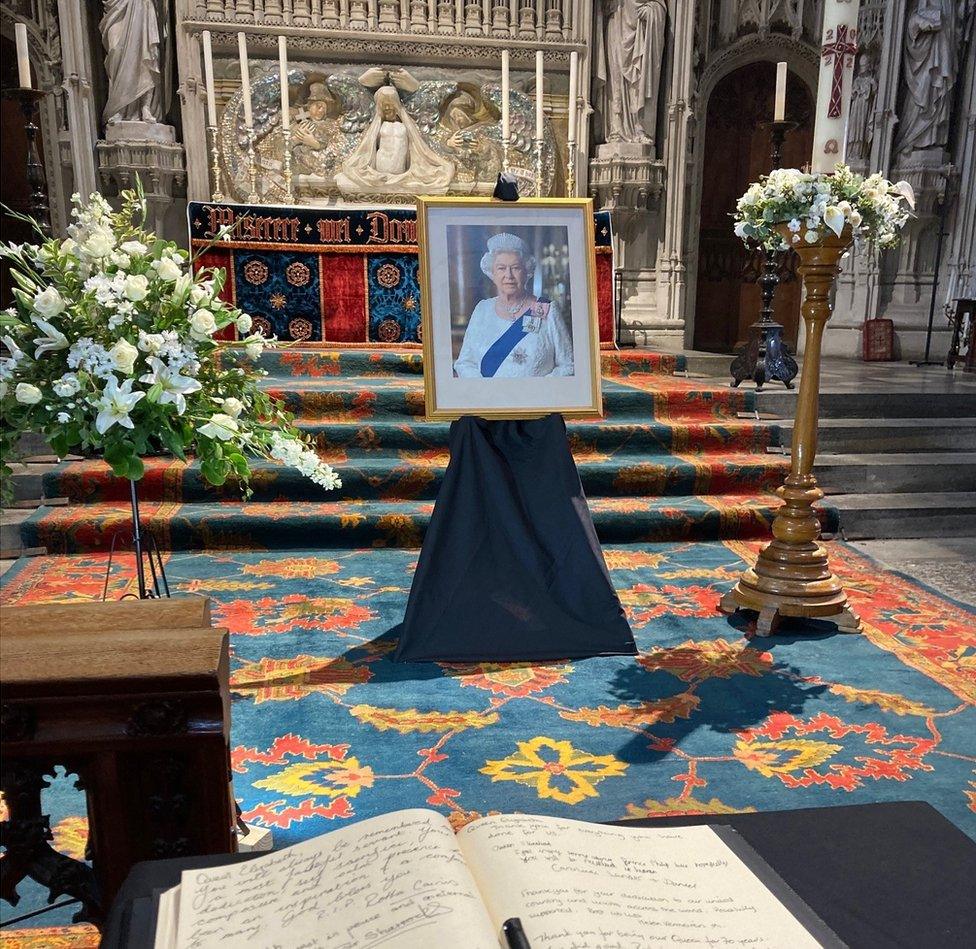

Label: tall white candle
[811,0,861,173]
[774,61,787,122]
[567,50,579,141]
[15,22,31,89]
[202,30,217,126]
[278,35,290,130]
[237,31,253,129]
[535,50,544,142]
[501,48,510,145]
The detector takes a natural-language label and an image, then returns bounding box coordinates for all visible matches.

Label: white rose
[109,338,139,375]
[189,284,213,306]
[236,312,253,334]
[15,382,43,404]
[122,274,149,302]
[82,229,114,259]
[59,237,78,257]
[198,413,239,441]
[138,332,165,354]
[154,257,182,282]
[849,210,863,227]
[221,397,244,418]
[121,240,148,257]
[245,340,264,360]
[33,286,66,319]
[189,308,218,339]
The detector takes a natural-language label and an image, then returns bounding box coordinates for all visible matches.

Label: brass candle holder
[206,124,226,202]
[534,137,544,197]
[245,127,259,204]
[566,139,576,197]
[720,223,861,638]
[3,87,51,235]
[281,126,294,202]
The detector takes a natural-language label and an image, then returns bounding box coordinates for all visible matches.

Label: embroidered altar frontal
[188,202,617,347]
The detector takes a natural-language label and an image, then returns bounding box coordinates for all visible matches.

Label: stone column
[829,0,907,359]
[656,0,695,342]
[56,0,99,201]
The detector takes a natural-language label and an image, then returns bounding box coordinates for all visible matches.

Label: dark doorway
[1,34,47,308]
[693,62,813,353]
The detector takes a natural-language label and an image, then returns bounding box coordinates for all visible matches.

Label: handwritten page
[458,814,825,948]
[174,809,497,949]
[154,885,181,949]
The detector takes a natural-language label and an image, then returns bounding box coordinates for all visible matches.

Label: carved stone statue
[893,0,967,156]
[336,80,455,195]
[847,52,878,161]
[593,0,666,145]
[100,0,171,126]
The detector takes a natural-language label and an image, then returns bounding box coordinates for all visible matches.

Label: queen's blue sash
[479,298,550,378]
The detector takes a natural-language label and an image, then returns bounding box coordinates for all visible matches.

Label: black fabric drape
[391,414,636,663]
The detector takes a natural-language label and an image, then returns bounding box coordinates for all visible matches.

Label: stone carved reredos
[217,66,558,203]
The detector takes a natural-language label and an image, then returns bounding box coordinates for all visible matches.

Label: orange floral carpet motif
[2,350,973,943]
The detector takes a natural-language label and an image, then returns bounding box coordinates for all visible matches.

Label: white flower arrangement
[0,186,340,501]
[733,164,915,250]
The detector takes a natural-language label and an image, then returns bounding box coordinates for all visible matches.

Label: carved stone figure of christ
[100,0,170,125]
[335,83,454,195]
[594,0,666,146]
[894,0,967,156]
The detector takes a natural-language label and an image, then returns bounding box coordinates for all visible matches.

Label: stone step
[775,418,976,452]
[0,509,34,554]
[831,492,976,540]
[2,463,51,503]
[755,389,976,420]
[816,452,976,494]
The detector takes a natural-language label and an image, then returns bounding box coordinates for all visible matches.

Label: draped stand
[392,415,636,662]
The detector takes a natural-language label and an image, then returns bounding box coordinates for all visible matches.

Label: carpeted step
[21,494,833,554]
[263,376,755,423]
[242,348,686,380]
[44,454,789,505]
[296,418,778,456]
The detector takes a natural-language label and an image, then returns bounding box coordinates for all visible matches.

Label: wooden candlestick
[720,223,861,637]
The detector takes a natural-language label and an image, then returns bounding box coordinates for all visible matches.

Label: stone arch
[682,34,819,347]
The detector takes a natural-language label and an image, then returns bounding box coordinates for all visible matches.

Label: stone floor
[850,537,976,607]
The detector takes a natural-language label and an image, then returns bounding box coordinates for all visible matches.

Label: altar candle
[201,30,217,126]
[238,31,253,129]
[535,50,544,142]
[15,22,31,89]
[774,61,787,122]
[567,50,579,141]
[501,49,510,144]
[811,0,861,173]
[278,35,290,130]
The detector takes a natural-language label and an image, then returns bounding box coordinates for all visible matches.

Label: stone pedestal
[588,142,674,346]
[97,123,186,237]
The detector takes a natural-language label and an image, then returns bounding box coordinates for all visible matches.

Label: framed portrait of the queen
[417,197,603,420]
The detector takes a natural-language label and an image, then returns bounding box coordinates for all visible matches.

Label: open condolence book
[155,809,838,948]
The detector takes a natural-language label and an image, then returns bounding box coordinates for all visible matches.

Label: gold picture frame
[416,196,604,421]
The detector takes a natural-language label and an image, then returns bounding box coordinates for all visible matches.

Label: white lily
[30,315,70,357]
[95,376,145,434]
[823,205,846,238]
[890,179,916,210]
[198,412,239,441]
[140,356,202,415]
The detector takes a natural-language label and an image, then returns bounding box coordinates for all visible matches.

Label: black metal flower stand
[730,119,799,391]
[103,479,170,600]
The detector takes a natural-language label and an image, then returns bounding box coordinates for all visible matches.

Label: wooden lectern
[0,597,237,924]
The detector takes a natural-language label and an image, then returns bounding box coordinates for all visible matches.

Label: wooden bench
[0,597,237,925]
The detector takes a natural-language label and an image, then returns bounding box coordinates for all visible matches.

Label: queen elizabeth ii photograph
[418,197,602,420]
[452,232,575,379]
